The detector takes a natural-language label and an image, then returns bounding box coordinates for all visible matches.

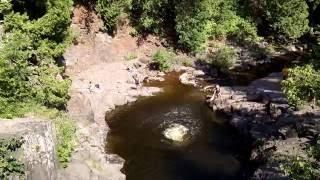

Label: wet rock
[193,70,205,76]
[278,126,298,139]
[230,116,249,133]
[179,72,197,87]
[270,104,283,119]
[178,68,206,87]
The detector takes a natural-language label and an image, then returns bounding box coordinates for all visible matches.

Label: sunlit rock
[163,124,189,142]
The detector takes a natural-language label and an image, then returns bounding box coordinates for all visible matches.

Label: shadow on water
[105,73,254,180]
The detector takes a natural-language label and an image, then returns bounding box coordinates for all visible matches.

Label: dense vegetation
[97,0,259,51]
[0,0,75,168]
[0,0,72,118]
[0,138,25,179]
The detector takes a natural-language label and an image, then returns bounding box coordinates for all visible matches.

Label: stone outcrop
[178,67,206,87]
[0,118,57,180]
[62,59,162,180]
[63,14,166,178]
[205,73,320,179]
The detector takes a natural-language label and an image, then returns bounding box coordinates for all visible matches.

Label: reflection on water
[105,73,252,180]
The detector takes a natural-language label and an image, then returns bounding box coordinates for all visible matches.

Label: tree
[265,0,310,39]
[0,0,73,117]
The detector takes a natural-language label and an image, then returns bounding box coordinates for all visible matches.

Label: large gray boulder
[0,118,58,180]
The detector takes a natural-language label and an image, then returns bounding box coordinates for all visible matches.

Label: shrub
[0,0,73,116]
[152,49,174,71]
[96,0,131,34]
[282,65,320,106]
[0,138,25,179]
[211,47,237,71]
[265,0,310,39]
[96,0,259,52]
[130,0,175,34]
[55,113,76,168]
[175,0,259,52]
[280,139,320,180]
[280,156,320,180]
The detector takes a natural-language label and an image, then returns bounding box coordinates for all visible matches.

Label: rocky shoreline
[61,57,164,179]
[201,72,320,179]
[177,65,320,179]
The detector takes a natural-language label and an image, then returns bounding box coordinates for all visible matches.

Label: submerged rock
[163,124,189,143]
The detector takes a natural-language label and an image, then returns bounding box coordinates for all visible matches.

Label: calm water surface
[106,73,252,180]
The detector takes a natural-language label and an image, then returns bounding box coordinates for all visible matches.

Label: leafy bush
[280,138,320,180]
[96,0,131,34]
[130,0,174,34]
[265,0,310,39]
[281,156,320,180]
[0,138,25,179]
[211,47,237,71]
[282,65,320,106]
[175,0,259,52]
[55,114,76,168]
[97,0,259,52]
[152,49,174,71]
[0,0,73,116]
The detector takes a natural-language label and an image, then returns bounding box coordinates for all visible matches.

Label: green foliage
[0,0,73,117]
[152,49,174,71]
[281,156,320,180]
[130,0,174,34]
[0,138,25,179]
[282,65,320,106]
[29,107,76,168]
[210,47,237,71]
[265,0,310,39]
[96,0,131,34]
[280,139,320,180]
[175,0,259,52]
[97,0,259,52]
[0,0,11,16]
[55,113,76,168]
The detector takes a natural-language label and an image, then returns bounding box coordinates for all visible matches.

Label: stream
[105,73,254,180]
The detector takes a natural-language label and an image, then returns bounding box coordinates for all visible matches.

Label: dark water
[106,73,253,180]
